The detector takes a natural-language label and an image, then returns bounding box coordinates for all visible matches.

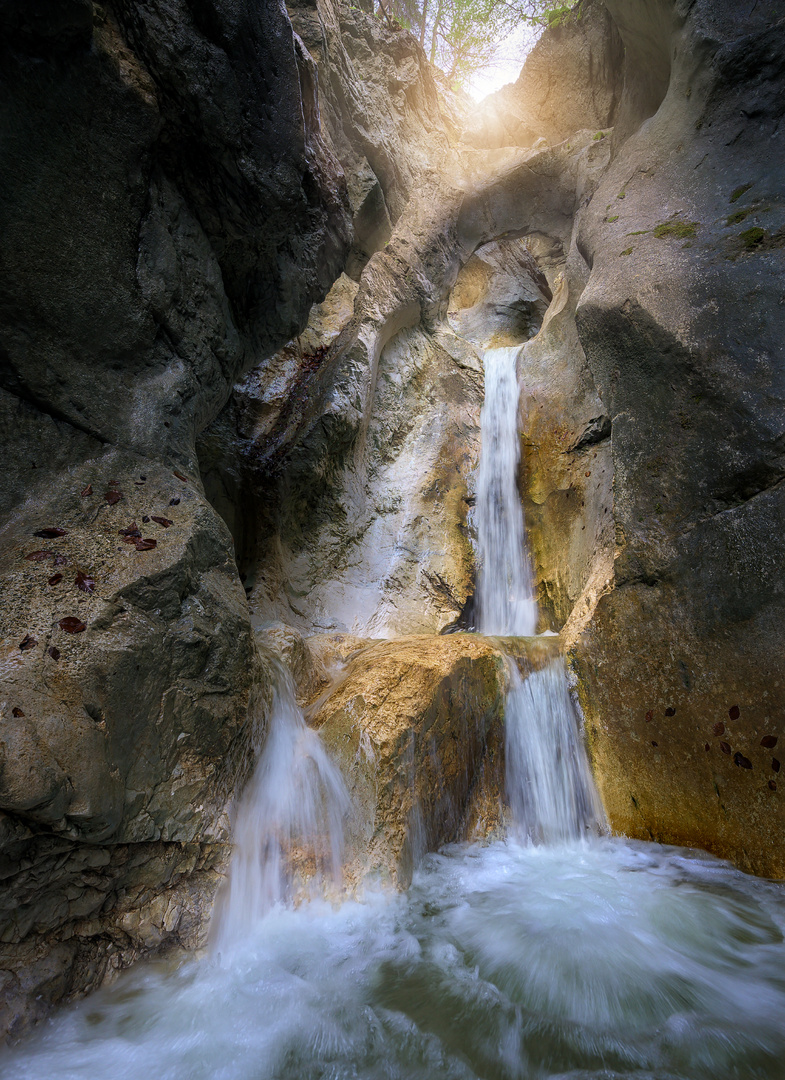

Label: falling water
[211,659,349,953]
[476,345,602,840]
[476,346,537,637]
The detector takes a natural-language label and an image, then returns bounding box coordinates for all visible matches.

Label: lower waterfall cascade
[4,348,785,1080]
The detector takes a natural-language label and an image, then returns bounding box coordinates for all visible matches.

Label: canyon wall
[1,0,784,1040]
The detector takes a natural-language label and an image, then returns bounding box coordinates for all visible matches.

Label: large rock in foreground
[313,633,561,889]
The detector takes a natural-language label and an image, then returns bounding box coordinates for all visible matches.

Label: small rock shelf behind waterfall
[5,345,785,1080]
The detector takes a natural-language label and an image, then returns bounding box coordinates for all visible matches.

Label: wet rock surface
[0,0,349,1036]
[313,633,560,889]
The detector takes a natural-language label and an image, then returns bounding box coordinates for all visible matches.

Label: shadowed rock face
[0,0,350,1038]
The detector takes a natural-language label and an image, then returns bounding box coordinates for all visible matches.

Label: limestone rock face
[313,634,560,888]
[567,0,785,877]
[0,0,350,1036]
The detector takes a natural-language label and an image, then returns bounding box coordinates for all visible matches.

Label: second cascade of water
[476,345,603,842]
[211,658,349,954]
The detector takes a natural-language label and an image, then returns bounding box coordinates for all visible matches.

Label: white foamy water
[505,659,604,843]
[5,838,785,1080]
[210,660,349,954]
[476,345,537,637]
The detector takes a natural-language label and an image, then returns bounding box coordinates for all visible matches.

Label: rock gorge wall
[1,0,784,1042]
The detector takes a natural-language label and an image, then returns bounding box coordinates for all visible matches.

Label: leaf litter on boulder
[720,741,731,755]
[75,571,95,594]
[173,471,188,482]
[761,735,778,748]
[151,516,173,528]
[12,707,25,717]
[81,484,93,497]
[713,722,725,736]
[33,528,68,538]
[734,752,752,770]
[48,646,60,660]
[19,634,37,650]
[58,617,86,634]
[134,538,157,551]
[48,573,63,586]
[105,490,123,505]
[119,523,142,540]
[729,704,740,720]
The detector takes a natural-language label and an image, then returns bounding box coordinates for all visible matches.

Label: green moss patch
[730,183,753,204]
[726,209,753,226]
[607,215,619,223]
[593,131,607,141]
[619,247,633,257]
[739,227,765,249]
[653,220,698,240]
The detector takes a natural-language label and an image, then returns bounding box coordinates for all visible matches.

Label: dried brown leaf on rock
[81,484,93,497]
[58,617,86,634]
[769,780,777,791]
[772,758,781,773]
[761,735,778,748]
[34,528,68,538]
[720,741,731,755]
[729,705,740,720]
[48,646,60,661]
[734,752,752,770]
[119,523,142,540]
[75,571,95,594]
[173,471,187,482]
[134,538,156,551]
[169,498,180,506]
[19,634,37,650]
[151,516,173,528]
[26,550,54,561]
[664,707,676,717]
[104,490,122,505]
[12,707,24,717]
[645,710,653,722]
[713,722,725,736]
[48,573,63,586]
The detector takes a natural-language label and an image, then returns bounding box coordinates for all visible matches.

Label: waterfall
[211,660,349,953]
[476,346,537,637]
[476,345,603,841]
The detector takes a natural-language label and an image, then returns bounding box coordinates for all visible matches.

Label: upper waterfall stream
[4,347,785,1080]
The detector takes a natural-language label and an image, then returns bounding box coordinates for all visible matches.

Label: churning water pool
[4,836,785,1080]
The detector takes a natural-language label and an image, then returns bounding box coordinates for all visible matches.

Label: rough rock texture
[568,0,785,877]
[0,0,350,1037]
[314,634,560,888]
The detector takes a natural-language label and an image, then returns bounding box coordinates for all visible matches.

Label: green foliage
[739,226,765,249]
[653,220,698,239]
[726,209,753,226]
[606,215,619,222]
[729,183,753,204]
[592,130,607,140]
[619,247,633,257]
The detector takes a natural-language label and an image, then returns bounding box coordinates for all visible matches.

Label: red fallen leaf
[151,516,173,528]
[173,471,188,482]
[105,490,122,505]
[761,735,778,749]
[645,710,653,722]
[26,550,54,561]
[75,571,95,594]
[19,634,37,650]
[169,498,180,506]
[713,722,725,736]
[729,704,740,720]
[585,471,591,477]
[118,523,141,539]
[651,741,658,747]
[734,752,752,770]
[720,741,731,755]
[48,573,63,586]
[48,646,60,661]
[704,743,710,751]
[769,780,777,791]
[664,707,676,717]
[34,528,68,538]
[58,617,86,634]
[53,553,68,566]
[772,758,781,773]
[134,538,157,551]
[81,484,93,497]
[12,707,24,717]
